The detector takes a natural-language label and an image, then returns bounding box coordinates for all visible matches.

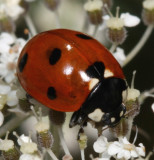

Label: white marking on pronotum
[120,110,124,117]
[89,78,99,90]
[88,108,104,122]
[111,117,115,123]
[104,69,114,78]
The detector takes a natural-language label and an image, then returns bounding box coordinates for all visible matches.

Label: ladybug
[17,29,127,128]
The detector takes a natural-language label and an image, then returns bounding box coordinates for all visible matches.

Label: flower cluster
[93,136,145,159]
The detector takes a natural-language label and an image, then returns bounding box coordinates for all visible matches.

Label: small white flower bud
[0,139,14,151]
[143,0,154,10]
[20,142,38,154]
[17,134,32,146]
[84,0,104,25]
[142,0,154,25]
[84,0,103,11]
[31,106,54,149]
[35,116,50,133]
[0,132,20,159]
[14,132,38,154]
[106,17,124,29]
[104,7,127,44]
[123,88,140,101]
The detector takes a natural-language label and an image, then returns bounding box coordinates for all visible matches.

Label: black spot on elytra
[76,34,92,40]
[86,61,105,79]
[18,53,28,72]
[47,87,57,100]
[49,48,61,65]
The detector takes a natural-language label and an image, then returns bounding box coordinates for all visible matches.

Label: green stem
[109,43,117,53]
[25,13,37,36]
[47,149,59,160]
[81,149,85,160]
[92,25,99,37]
[57,126,71,156]
[122,25,153,67]
[0,114,30,138]
[54,10,61,28]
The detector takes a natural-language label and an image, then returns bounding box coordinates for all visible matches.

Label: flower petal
[107,143,121,156]
[7,90,18,106]
[0,84,10,94]
[113,47,126,65]
[131,150,138,158]
[93,136,108,153]
[123,150,131,159]
[120,13,140,27]
[136,143,145,157]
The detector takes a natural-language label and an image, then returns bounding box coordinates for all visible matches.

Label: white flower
[0,138,14,151]
[120,13,140,27]
[122,87,140,102]
[0,33,26,83]
[93,136,145,160]
[35,116,50,132]
[19,154,41,160]
[20,141,38,154]
[0,32,15,53]
[7,90,19,106]
[17,134,32,146]
[84,0,103,12]
[0,0,24,20]
[143,0,154,10]
[93,136,109,153]
[0,84,19,107]
[107,137,145,159]
[112,47,126,65]
[103,12,140,29]
[0,111,4,126]
[15,133,38,154]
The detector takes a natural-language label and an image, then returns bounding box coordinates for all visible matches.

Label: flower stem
[57,126,71,156]
[92,25,99,37]
[54,10,61,28]
[126,117,133,140]
[109,43,117,53]
[25,13,37,36]
[81,149,85,160]
[0,114,29,138]
[145,151,153,160]
[47,149,59,160]
[122,25,153,67]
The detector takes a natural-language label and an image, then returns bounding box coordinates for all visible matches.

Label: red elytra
[17,29,125,112]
